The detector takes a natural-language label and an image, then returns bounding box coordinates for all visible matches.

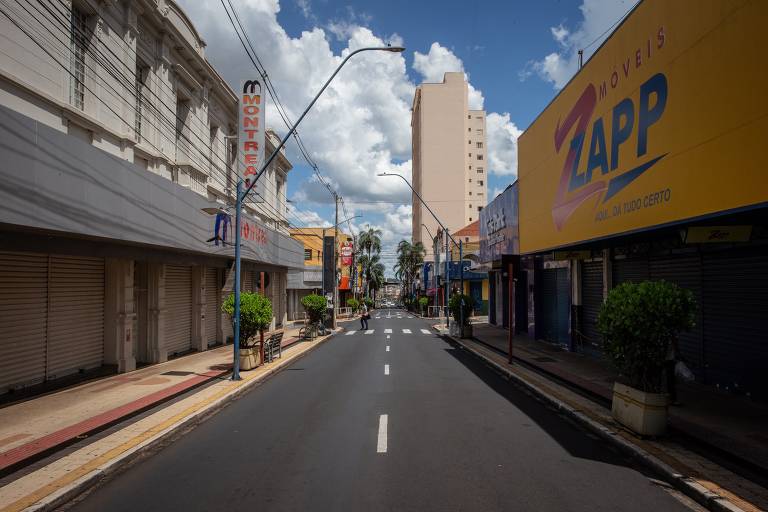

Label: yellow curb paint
[0,341,321,512]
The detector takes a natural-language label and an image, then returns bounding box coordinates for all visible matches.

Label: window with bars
[69,6,88,110]
[477,167,484,173]
[476,142,483,149]
[304,249,312,261]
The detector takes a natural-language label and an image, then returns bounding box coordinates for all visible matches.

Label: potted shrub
[346,298,359,313]
[448,294,475,338]
[418,297,429,316]
[597,280,696,436]
[301,294,327,338]
[222,292,273,371]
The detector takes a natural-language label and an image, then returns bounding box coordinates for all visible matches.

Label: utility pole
[445,228,450,327]
[459,239,464,330]
[432,234,438,316]
[333,193,339,329]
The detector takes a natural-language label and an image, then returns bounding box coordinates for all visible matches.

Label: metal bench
[263,331,284,363]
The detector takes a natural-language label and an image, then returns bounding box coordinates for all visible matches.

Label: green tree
[222,292,273,348]
[357,227,382,297]
[394,240,425,304]
[597,280,696,393]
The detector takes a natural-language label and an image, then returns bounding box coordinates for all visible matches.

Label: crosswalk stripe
[421,329,431,334]
[384,329,392,334]
[406,316,413,319]
[345,331,356,336]
[365,330,374,335]
[402,329,411,334]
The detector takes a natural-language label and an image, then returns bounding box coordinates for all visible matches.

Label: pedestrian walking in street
[360,303,369,330]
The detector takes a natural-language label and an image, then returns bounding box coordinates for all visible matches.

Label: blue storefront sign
[480,183,520,263]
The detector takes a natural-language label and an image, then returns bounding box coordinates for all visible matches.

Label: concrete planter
[449,322,473,338]
[611,382,668,436]
[239,346,261,371]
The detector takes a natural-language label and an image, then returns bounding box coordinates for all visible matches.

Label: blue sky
[179,0,637,273]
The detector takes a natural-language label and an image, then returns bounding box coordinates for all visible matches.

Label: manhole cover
[532,356,557,363]
[161,370,195,376]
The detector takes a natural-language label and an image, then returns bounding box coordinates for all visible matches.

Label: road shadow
[440,339,656,475]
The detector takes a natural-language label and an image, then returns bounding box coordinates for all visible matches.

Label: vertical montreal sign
[239,79,266,195]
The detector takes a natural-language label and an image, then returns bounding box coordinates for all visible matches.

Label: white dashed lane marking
[384,364,390,375]
[386,346,390,351]
[377,414,388,453]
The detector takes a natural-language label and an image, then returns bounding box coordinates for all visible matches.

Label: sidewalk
[466,323,768,475]
[437,321,768,512]
[0,324,340,512]
[0,326,303,477]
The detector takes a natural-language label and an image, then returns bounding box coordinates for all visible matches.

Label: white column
[104,258,136,373]
[191,265,205,351]
[148,263,167,363]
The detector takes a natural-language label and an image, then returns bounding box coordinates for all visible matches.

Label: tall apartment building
[411,72,487,260]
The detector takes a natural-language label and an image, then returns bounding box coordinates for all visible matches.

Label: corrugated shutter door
[47,256,104,379]
[165,265,192,356]
[650,254,704,375]
[702,247,768,398]
[613,256,649,285]
[0,252,48,392]
[581,260,603,353]
[204,268,219,345]
[243,270,254,292]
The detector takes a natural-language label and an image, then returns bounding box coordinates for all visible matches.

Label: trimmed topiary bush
[222,292,273,348]
[301,293,327,323]
[597,280,696,393]
[418,296,429,314]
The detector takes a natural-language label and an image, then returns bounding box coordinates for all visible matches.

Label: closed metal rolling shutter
[0,252,48,392]
[581,260,603,353]
[47,255,104,379]
[702,247,768,398]
[165,265,192,356]
[204,267,219,345]
[650,253,704,375]
[613,255,649,285]
[243,270,255,292]
[539,267,569,346]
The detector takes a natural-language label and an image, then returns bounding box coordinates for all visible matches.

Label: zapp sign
[239,79,266,199]
[518,0,768,253]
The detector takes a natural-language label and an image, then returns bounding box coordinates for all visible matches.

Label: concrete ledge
[444,334,749,512]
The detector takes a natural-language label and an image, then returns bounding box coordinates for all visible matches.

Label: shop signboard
[239,78,266,200]
[340,241,353,265]
[479,183,519,263]
[518,0,768,253]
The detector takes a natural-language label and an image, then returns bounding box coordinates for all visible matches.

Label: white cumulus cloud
[522,0,639,89]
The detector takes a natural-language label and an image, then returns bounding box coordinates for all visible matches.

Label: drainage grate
[531,356,557,363]
[161,371,195,376]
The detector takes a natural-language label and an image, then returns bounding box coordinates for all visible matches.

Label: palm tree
[357,227,382,298]
[394,240,426,303]
[369,262,385,302]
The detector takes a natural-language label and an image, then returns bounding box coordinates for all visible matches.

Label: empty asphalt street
[64,310,695,511]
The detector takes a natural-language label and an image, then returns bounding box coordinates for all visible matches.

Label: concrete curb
[445,334,748,512]
[21,333,338,512]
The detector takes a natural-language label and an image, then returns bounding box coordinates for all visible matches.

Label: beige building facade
[411,72,487,260]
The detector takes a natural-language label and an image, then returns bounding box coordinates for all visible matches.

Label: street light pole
[231,46,403,379]
[333,192,339,329]
[380,172,460,327]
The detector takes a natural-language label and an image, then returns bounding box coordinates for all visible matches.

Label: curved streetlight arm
[241,47,404,203]
[379,172,459,247]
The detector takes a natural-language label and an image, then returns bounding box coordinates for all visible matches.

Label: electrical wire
[3,0,328,249]
[36,0,330,239]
